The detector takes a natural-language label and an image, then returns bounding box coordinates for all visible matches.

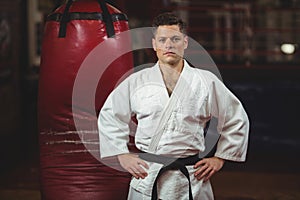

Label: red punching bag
[38,0,133,199]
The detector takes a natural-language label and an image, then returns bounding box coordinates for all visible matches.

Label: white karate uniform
[98,60,249,200]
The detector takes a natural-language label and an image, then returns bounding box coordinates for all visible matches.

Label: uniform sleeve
[98,79,132,158]
[206,72,249,162]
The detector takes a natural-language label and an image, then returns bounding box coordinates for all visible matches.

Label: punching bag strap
[97,0,115,38]
[58,0,73,38]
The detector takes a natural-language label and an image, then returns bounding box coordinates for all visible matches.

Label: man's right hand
[117,153,149,179]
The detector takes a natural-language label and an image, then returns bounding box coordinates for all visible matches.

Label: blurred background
[0,0,299,199]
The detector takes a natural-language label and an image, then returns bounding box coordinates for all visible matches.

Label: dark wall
[0,0,38,172]
[221,68,300,172]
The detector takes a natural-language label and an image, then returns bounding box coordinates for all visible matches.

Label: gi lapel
[148,63,191,153]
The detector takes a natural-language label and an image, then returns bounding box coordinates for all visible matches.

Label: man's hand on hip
[117,153,149,179]
[193,157,224,182]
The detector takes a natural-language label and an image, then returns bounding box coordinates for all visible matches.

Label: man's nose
[164,38,174,49]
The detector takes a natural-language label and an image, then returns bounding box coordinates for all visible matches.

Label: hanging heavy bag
[38,0,133,199]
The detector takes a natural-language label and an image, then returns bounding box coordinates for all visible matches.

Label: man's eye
[172,37,181,42]
[159,38,166,43]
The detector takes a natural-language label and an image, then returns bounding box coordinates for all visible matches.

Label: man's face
[152,25,188,66]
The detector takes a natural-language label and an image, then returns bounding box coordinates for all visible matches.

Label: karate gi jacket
[98,60,249,199]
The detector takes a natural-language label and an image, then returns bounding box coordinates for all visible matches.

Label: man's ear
[184,35,188,50]
[152,38,157,51]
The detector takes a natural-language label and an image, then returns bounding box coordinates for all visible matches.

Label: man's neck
[159,59,184,75]
[159,59,184,96]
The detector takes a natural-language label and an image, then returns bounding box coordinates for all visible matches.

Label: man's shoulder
[118,63,158,89]
[186,64,213,78]
[134,63,157,72]
[185,62,223,89]
[127,63,157,79]
[187,63,221,81]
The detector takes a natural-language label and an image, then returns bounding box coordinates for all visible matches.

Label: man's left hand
[193,157,224,182]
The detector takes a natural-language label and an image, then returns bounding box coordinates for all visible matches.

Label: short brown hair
[152,12,187,35]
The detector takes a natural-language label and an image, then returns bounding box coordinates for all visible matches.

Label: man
[98,12,249,200]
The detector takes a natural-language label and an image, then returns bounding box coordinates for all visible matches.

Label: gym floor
[0,153,299,200]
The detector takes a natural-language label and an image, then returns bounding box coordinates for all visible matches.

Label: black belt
[138,152,203,200]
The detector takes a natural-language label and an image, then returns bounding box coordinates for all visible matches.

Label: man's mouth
[163,52,176,56]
